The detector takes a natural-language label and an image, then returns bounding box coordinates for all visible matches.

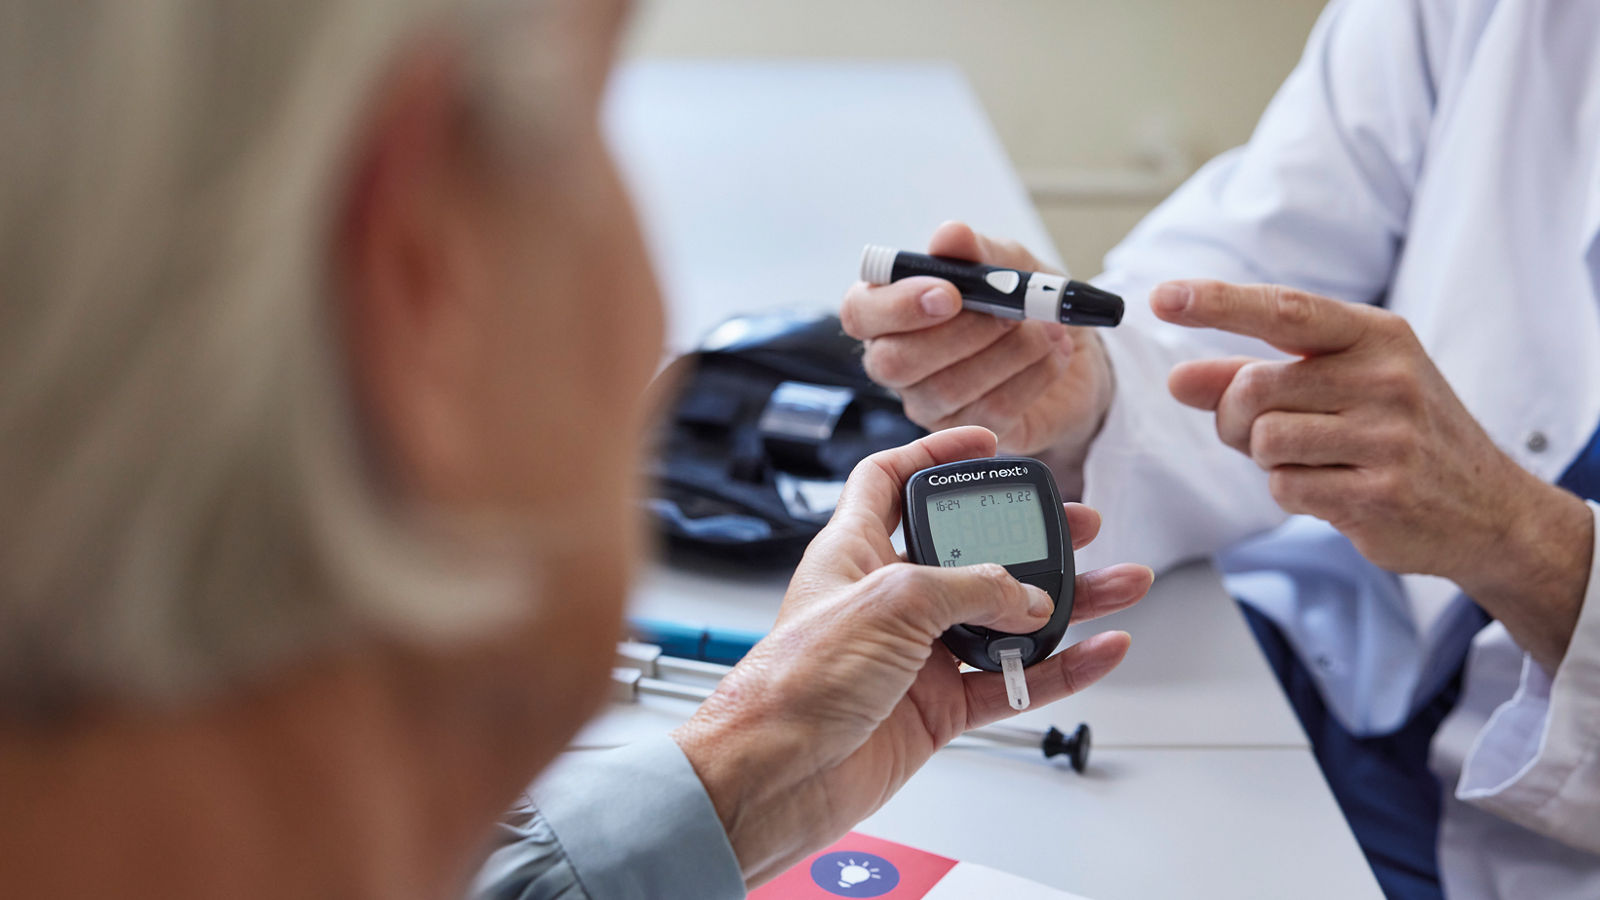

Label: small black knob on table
[1041,723,1091,773]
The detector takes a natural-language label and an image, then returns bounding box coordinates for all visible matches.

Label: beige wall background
[624,0,1329,278]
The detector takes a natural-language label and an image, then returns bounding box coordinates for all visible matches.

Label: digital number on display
[929,489,1033,513]
[924,485,1047,568]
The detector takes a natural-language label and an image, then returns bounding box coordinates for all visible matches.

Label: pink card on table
[751,832,1093,900]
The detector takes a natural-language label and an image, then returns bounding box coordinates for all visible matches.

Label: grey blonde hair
[0,0,550,714]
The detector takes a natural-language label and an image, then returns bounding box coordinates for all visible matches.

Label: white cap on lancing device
[859,244,900,285]
[859,244,1124,328]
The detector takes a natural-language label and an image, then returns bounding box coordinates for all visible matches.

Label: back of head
[0,0,522,716]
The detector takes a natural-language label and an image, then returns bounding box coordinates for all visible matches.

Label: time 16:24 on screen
[929,488,1033,513]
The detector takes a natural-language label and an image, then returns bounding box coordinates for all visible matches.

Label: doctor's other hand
[841,223,1114,493]
[1154,280,1593,669]
[670,426,1152,888]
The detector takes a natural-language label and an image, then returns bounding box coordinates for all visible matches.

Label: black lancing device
[901,457,1074,693]
[860,245,1123,327]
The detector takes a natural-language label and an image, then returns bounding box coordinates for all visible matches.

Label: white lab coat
[1075,1,1600,896]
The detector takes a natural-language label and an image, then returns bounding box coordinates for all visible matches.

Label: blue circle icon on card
[810,851,900,897]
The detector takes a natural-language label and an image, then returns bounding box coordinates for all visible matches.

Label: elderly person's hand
[841,224,1115,495]
[671,426,1151,886]
[1152,280,1594,670]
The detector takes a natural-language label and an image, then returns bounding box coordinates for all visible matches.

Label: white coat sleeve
[1074,0,1452,573]
[1456,501,1600,854]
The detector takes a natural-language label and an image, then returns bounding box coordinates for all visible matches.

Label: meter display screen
[924,484,1048,567]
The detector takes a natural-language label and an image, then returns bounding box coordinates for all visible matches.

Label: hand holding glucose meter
[901,457,1073,710]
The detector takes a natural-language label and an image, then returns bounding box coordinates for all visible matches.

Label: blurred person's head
[1,0,660,893]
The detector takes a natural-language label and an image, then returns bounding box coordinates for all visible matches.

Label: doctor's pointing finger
[1152,279,1593,672]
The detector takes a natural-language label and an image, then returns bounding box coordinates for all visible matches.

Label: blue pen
[626,617,766,665]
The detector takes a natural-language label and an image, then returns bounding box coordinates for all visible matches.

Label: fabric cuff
[531,735,746,900]
[1457,501,1600,852]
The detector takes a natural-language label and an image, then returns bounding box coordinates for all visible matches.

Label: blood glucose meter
[902,457,1073,709]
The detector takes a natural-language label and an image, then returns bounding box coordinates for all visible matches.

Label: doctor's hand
[840,223,1114,494]
[670,426,1152,887]
[1154,280,1593,670]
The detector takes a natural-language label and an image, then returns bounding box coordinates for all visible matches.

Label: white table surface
[598,59,1381,898]
[860,745,1376,900]
[624,558,1308,750]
